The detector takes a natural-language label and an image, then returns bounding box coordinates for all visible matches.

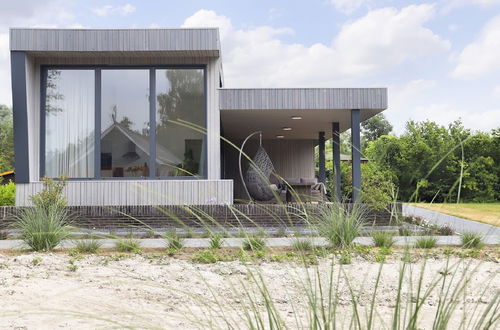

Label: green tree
[0,105,14,173]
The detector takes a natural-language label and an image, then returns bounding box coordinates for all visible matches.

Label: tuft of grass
[398,227,413,236]
[115,238,142,253]
[192,249,221,264]
[209,233,224,249]
[74,239,102,254]
[14,204,71,251]
[242,236,266,251]
[461,232,484,249]
[415,236,437,249]
[165,232,184,251]
[317,202,366,249]
[338,250,352,264]
[371,231,396,248]
[0,230,8,240]
[31,256,42,266]
[292,239,313,252]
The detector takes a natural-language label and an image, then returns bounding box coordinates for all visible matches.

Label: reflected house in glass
[10,28,387,206]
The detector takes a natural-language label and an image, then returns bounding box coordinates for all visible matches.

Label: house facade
[10,28,387,206]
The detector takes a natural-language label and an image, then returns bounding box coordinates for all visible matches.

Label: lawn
[413,203,500,227]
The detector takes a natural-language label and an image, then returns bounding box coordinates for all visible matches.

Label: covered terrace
[219,88,388,202]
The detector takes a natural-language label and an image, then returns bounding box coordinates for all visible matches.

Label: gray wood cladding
[220,88,388,110]
[16,180,233,206]
[10,28,220,56]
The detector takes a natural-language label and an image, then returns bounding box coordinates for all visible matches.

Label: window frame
[40,65,208,181]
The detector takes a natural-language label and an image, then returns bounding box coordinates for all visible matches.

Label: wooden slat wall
[10,29,220,56]
[15,180,233,206]
[220,88,388,110]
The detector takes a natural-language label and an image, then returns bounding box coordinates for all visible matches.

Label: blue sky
[1,0,500,133]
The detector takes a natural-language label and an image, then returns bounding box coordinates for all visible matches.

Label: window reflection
[156,69,206,177]
[100,70,150,178]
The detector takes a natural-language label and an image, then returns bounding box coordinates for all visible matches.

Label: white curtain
[45,69,95,178]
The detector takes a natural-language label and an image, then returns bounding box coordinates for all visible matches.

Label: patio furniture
[239,131,286,202]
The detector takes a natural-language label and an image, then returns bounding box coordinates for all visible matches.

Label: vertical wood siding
[10,29,220,56]
[220,88,388,110]
[15,180,233,206]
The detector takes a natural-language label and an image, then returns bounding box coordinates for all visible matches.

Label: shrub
[243,236,266,251]
[461,232,484,249]
[74,239,102,254]
[371,231,395,248]
[115,238,141,253]
[192,249,220,264]
[414,236,437,249]
[165,232,184,250]
[317,203,366,248]
[292,239,313,252]
[29,177,67,210]
[0,181,15,206]
[438,225,454,236]
[209,233,224,249]
[0,230,7,240]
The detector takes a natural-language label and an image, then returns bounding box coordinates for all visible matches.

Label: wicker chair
[239,131,285,202]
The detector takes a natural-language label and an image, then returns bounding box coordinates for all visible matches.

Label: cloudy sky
[1,0,500,133]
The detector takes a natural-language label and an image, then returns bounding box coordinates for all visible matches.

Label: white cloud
[412,103,500,131]
[493,85,500,97]
[451,15,500,79]
[329,0,367,14]
[182,6,450,88]
[93,4,136,17]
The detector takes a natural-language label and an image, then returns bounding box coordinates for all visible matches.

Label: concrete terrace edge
[0,235,498,250]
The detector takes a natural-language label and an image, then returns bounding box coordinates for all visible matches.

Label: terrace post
[318,131,326,184]
[351,109,361,202]
[332,122,341,201]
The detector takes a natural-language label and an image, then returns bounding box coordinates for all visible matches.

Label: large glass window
[156,69,206,177]
[44,69,95,178]
[42,67,206,179]
[101,70,150,178]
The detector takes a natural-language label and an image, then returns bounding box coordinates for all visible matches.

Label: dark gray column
[351,109,361,202]
[332,122,341,201]
[10,51,29,183]
[318,131,326,184]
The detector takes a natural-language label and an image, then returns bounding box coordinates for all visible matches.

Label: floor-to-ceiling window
[42,66,206,179]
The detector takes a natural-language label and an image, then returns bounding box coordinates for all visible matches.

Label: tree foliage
[0,105,14,173]
[365,120,500,202]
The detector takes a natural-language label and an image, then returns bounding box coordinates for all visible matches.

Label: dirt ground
[0,250,498,329]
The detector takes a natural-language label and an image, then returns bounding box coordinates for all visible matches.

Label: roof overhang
[220,88,388,140]
[10,28,221,58]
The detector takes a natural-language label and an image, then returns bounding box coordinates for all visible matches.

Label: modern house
[10,28,387,206]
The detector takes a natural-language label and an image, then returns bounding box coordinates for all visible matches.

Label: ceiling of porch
[221,108,382,140]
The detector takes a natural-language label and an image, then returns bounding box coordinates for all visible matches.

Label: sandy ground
[0,252,498,329]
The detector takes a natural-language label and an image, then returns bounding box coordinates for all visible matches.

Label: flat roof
[220,88,388,139]
[10,28,221,57]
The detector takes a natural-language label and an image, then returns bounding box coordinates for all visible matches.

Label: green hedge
[0,181,15,206]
